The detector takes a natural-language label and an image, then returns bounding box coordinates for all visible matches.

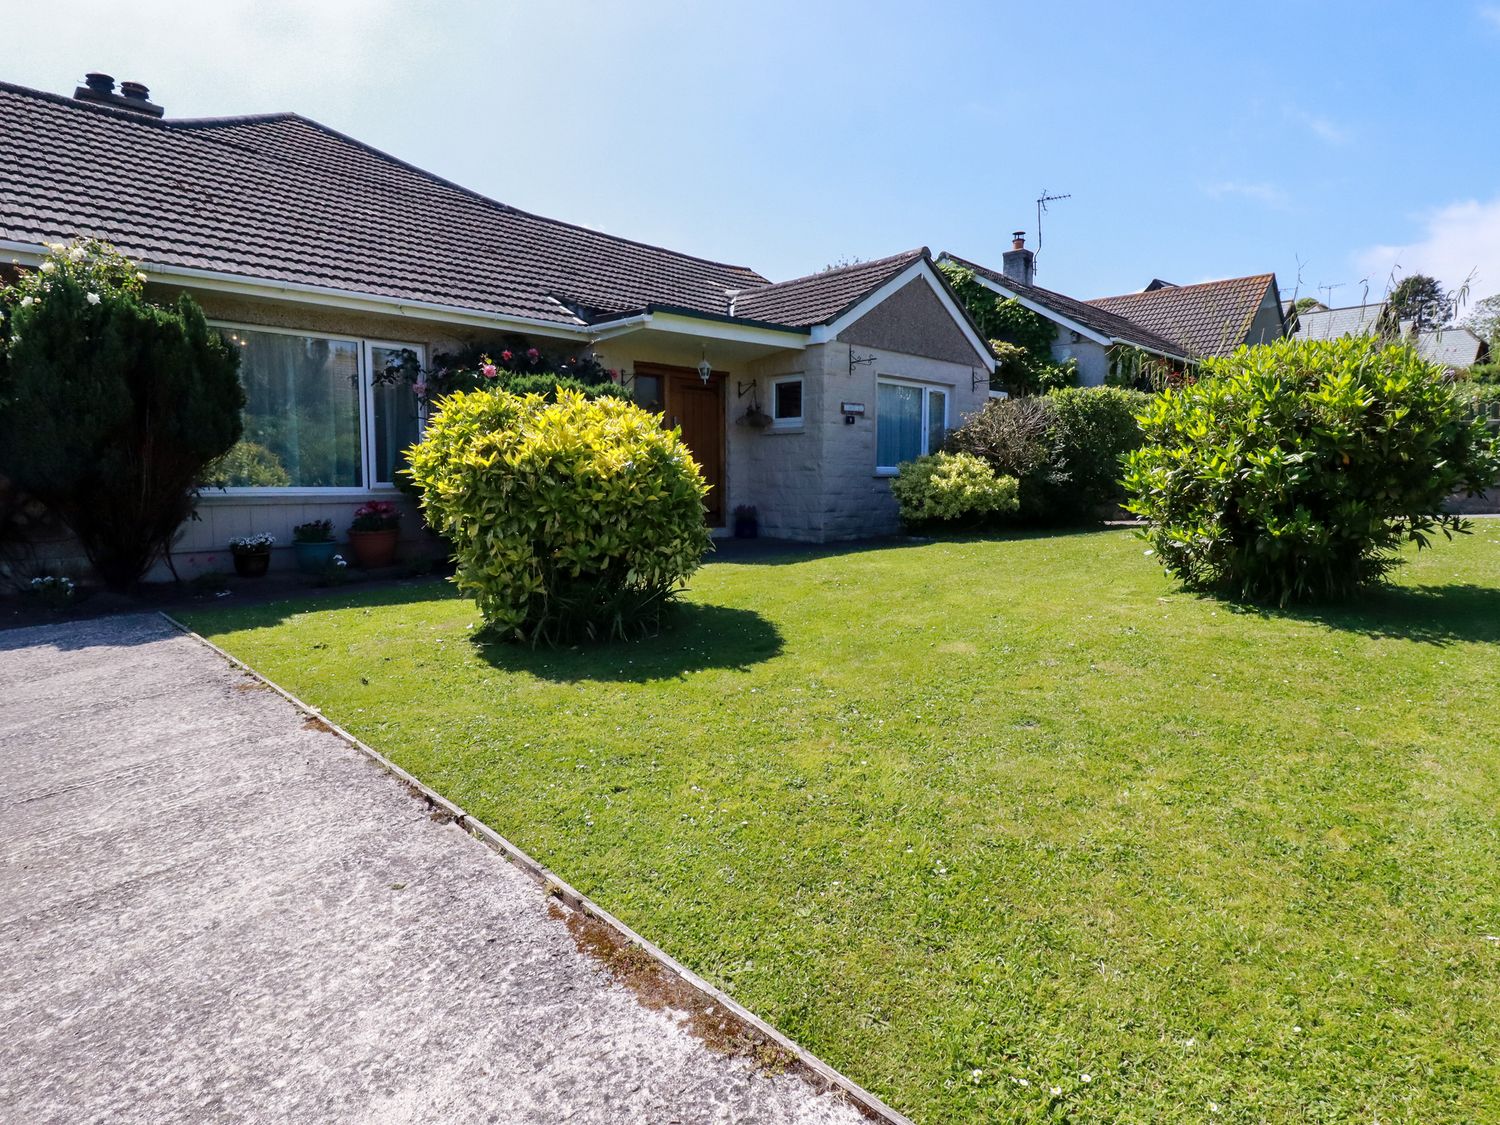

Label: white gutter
[1,239,805,352]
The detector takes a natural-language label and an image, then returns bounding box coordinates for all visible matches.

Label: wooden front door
[656,367,725,526]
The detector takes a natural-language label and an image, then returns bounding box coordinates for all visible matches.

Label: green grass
[182,529,1500,1124]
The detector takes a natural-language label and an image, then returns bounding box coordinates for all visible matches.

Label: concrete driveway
[0,615,877,1124]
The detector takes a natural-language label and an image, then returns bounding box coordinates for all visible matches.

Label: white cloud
[1356,196,1500,301]
[1205,180,1289,208]
[1285,106,1352,146]
[1481,5,1500,32]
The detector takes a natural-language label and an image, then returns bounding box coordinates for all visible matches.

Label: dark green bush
[1044,386,1151,520]
[946,387,1149,523]
[0,240,243,590]
[1124,336,1500,604]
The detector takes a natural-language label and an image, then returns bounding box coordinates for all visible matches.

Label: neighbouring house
[938,239,1189,385]
[1291,300,1491,375]
[0,75,996,575]
[1087,273,1287,357]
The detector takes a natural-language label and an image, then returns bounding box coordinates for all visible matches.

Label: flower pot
[232,549,271,578]
[293,539,339,575]
[348,528,399,569]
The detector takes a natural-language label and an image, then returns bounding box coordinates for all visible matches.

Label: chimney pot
[1011,231,1026,250]
[73,72,165,117]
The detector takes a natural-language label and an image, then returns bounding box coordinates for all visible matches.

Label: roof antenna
[1034,189,1071,275]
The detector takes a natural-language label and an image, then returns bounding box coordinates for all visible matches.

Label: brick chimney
[1002,231,1034,286]
[73,72,165,118]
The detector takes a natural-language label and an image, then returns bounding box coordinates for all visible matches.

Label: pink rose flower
[526,348,540,362]
[500,350,513,363]
[481,363,498,379]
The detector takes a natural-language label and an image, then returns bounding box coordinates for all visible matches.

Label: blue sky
[10,1,1500,308]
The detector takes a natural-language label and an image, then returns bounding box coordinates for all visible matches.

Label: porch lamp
[697,349,712,384]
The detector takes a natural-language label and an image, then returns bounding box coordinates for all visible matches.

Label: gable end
[837,277,989,366]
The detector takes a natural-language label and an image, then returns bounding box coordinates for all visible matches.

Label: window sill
[199,487,407,504]
[767,422,805,434]
[874,467,898,478]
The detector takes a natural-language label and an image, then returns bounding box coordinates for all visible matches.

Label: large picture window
[876,380,948,472]
[216,326,425,491]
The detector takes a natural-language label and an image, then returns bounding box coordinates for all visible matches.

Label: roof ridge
[1089,272,1275,303]
[0,78,178,126]
[743,247,927,293]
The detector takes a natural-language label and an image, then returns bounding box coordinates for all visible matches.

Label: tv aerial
[1034,189,1071,274]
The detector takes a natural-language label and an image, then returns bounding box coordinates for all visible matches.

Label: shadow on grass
[474,602,783,683]
[1242,583,1500,646]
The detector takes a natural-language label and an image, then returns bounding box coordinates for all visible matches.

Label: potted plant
[228,532,275,578]
[733,505,759,539]
[291,519,338,575]
[348,501,401,568]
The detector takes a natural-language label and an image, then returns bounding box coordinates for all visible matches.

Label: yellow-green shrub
[406,388,710,642]
[888,451,1019,526]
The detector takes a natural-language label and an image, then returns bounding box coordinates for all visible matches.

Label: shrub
[1124,336,1500,603]
[889,452,1019,527]
[1044,386,1151,520]
[0,239,243,590]
[946,388,1149,523]
[406,388,711,643]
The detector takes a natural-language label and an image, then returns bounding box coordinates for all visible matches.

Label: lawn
[181,529,1500,1124]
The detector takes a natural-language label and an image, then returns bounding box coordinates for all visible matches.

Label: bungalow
[0,75,996,573]
[938,240,1188,384]
[1087,273,1287,357]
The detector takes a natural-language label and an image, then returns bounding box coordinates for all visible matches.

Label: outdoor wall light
[697,349,712,384]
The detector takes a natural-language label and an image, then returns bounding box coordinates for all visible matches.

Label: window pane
[372,345,422,485]
[226,328,362,487]
[633,374,662,413]
[927,389,947,454]
[877,383,922,467]
[774,379,802,420]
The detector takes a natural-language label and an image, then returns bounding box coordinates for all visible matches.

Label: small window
[876,380,949,473]
[771,377,803,428]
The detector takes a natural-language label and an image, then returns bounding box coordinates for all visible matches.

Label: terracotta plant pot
[232,550,271,578]
[348,528,399,569]
[293,539,339,575]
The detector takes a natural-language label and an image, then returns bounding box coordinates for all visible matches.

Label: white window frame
[365,339,428,490]
[769,374,804,431]
[875,377,950,476]
[209,320,424,496]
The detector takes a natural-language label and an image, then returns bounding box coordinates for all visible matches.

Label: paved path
[0,615,870,1125]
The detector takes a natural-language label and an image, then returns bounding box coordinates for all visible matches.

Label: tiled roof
[730,249,926,327]
[1292,302,1385,341]
[939,252,1187,358]
[1415,326,1488,370]
[1087,274,1279,357]
[0,80,772,328]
